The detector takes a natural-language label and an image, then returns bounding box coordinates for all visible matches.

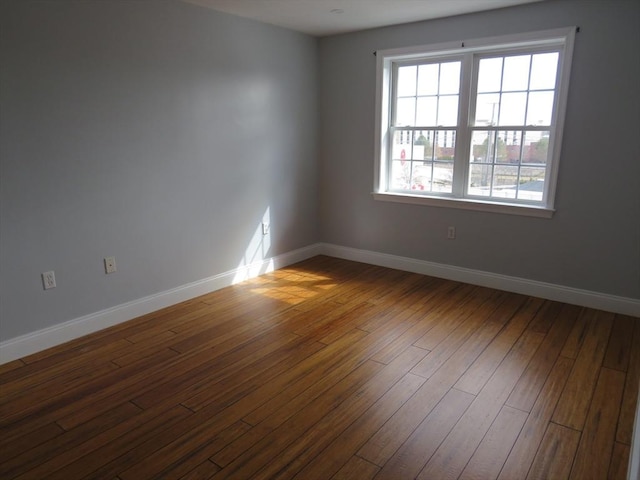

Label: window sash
[375,27,576,215]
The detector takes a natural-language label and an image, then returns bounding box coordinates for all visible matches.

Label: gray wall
[318,0,640,300]
[0,0,318,341]
[2,0,639,345]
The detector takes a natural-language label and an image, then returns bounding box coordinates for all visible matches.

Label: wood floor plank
[458,405,528,480]
[240,311,417,428]
[188,362,386,480]
[374,387,475,480]
[608,441,630,480]
[291,372,426,480]
[0,421,65,465]
[131,331,301,410]
[411,291,524,379]
[357,302,529,467]
[569,366,626,480]
[454,296,543,395]
[0,359,122,414]
[0,257,635,480]
[526,423,581,480]
[505,303,579,412]
[417,329,544,480]
[370,282,476,365]
[92,420,250,480]
[603,314,636,372]
[0,339,130,397]
[41,406,195,480]
[527,300,564,334]
[552,309,614,430]
[56,319,279,429]
[0,359,25,376]
[412,285,486,350]
[180,338,326,414]
[560,307,589,359]
[0,402,143,478]
[118,329,388,480]
[497,356,574,480]
[332,456,380,480]
[178,460,221,480]
[248,347,428,479]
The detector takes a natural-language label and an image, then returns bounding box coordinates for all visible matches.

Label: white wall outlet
[262,222,270,235]
[42,271,56,290]
[447,226,456,239]
[104,256,117,274]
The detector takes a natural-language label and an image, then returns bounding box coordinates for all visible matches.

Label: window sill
[372,192,555,218]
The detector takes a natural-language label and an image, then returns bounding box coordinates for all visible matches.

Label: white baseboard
[319,243,640,317]
[0,243,322,364]
[2,241,638,365]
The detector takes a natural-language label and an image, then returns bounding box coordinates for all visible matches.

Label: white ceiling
[181,0,545,37]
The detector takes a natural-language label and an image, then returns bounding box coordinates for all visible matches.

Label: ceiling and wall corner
[180,0,547,36]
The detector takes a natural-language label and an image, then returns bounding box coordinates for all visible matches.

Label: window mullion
[453,52,474,197]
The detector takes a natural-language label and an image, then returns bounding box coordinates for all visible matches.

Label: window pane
[475,93,500,126]
[433,129,456,161]
[495,132,513,163]
[432,162,453,192]
[437,96,459,126]
[470,130,493,163]
[411,162,431,191]
[411,136,425,160]
[469,164,493,196]
[503,130,523,164]
[477,57,502,93]
[439,62,461,95]
[391,160,411,190]
[418,64,439,95]
[522,131,550,164]
[470,130,507,163]
[395,98,415,126]
[391,130,413,160]
[530,53,558,90]
[397,65,417,97]
[492,165,519,199]
[416,97,437,126]
[502,55,530,91]
[498,92,527,126]
[517,167,545,201]
[526,91,554,126]
[414,131,434,161]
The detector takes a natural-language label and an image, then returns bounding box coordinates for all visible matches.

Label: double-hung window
[373,28,576,217]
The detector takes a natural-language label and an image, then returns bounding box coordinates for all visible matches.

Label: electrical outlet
[104,256,117,274]
[42,271,56,290]
[262,222,270,235]
[447,226,456,239]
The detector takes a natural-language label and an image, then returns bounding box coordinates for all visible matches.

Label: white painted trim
[318,243,640,317]
[0,244,322,364]
[372,192,555,218]
[630,390,640,480]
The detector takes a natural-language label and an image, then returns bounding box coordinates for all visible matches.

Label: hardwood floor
[1,255,638,479]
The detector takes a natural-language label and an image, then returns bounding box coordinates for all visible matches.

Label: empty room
[1,0,639,479]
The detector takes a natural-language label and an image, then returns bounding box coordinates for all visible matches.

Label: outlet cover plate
[42,271,56,290]
[104,256,117,274]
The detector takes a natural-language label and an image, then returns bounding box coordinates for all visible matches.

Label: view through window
[375,28,576,216]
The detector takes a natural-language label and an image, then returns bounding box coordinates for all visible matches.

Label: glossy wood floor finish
[1,256,638,479]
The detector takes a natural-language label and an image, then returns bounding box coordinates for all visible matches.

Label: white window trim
[373,27,576,217]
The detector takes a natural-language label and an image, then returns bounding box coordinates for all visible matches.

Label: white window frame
[373,27,576,218]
